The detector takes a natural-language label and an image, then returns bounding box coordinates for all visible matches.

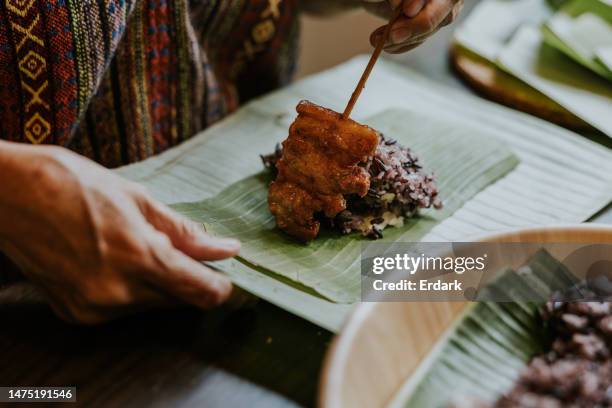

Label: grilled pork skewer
[263,101,441,242]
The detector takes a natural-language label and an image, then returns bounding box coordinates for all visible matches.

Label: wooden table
[1,2,610,407]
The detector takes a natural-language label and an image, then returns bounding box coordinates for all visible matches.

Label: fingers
[137,193,240,261]
[391,0,453,42]
[362,0,427,20]
[370,23,429,50]
[386,40,425,54]
[403,0,427,17]
[145,234,233,309]
[443,0,463,26]
[370,0,463,52]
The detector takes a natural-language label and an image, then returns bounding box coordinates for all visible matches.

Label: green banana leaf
[497,25,612,138]
[598,47,612,72]
[543,0,612,80]
[389,250,577,408]
[455,0,612,138]
[454,0,553,63]
[172,109,519,304]
[547,0,570,9]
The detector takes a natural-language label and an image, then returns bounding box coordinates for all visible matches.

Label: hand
[363,0,464,53]
[0,142,240,324]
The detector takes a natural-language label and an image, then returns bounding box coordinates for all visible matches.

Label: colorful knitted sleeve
[0,0,137,147]
[0,0,299,167]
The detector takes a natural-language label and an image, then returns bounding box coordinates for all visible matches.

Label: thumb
[137,195,240,261]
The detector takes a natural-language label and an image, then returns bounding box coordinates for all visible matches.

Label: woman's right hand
[363,0,465,53]
[0,141,240,324]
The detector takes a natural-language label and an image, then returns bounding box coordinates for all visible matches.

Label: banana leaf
[388,250,576,408]
[497,25,612,138]
[454,0,552,63]
[547,0,570,9]
[598,46,612,71]
[455,0,612,138]
[171,109,519,304]
[543,0,612,80]
[117,56,612,330]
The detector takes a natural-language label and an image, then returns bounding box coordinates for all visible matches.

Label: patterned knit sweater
[0,0,299,167]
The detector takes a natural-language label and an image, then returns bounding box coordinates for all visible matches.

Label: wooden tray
[450,43,594,132]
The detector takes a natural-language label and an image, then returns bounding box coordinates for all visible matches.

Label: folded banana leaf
[455,0,612,138]
[389,250,576,408]
[172,110,519,304]
[543,0,612,80]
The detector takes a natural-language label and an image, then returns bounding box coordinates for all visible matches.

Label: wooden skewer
[342,7,404,120]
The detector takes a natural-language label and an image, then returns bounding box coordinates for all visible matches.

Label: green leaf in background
[498,25,612,138]
[547,0,570,10]
[543,0,612,80]
[455,0,612,138]
[598,46,612,71]
[172,109,519,304]
[454,0,553,63]
[388,250,578,408]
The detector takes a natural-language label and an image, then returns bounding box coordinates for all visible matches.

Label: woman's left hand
[363,0,464,53]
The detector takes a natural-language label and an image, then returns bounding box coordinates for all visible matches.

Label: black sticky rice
[454,284,612,408]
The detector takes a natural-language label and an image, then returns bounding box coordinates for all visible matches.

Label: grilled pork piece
[268,100,379,241]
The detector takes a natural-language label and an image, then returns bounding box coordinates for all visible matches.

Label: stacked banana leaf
[543,0,612,79]
[455,0,612,138]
